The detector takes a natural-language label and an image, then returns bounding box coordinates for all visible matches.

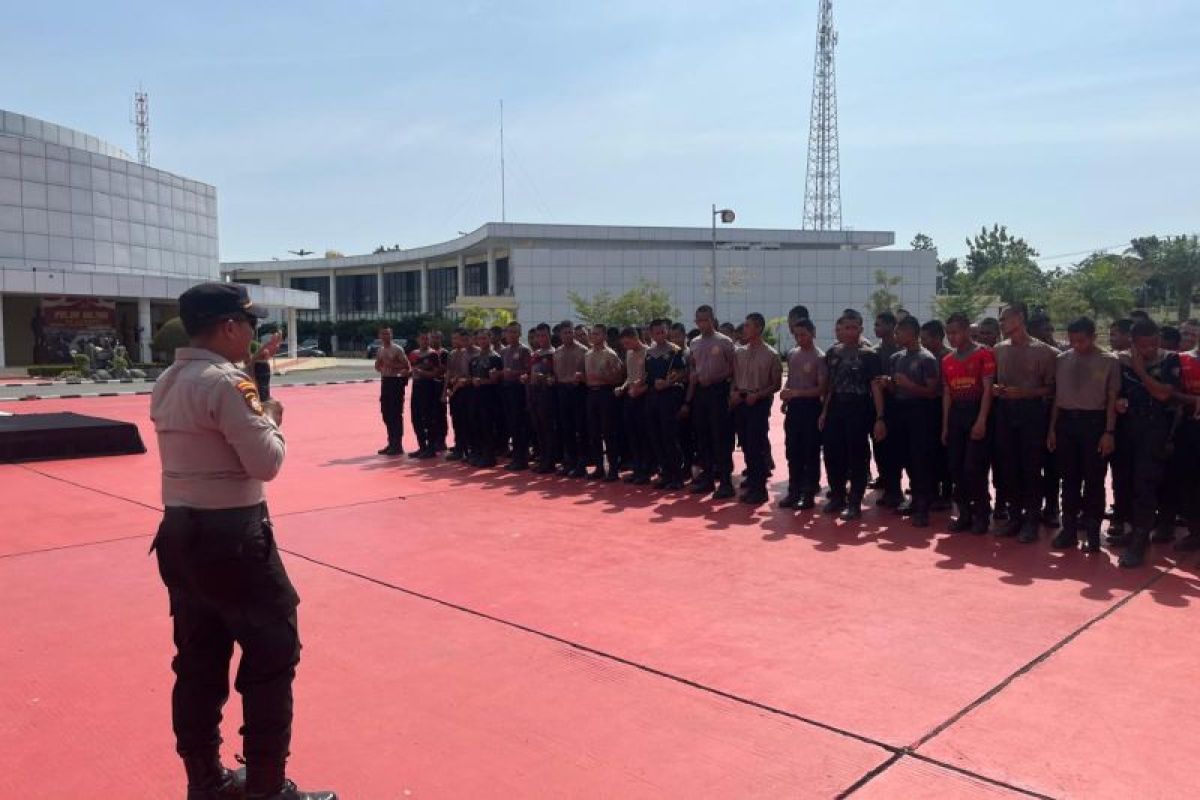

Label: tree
[1151,235,1200,322]
[977,260,1047,307]
[1067,254,1136,321]
[459,306,514,330]
[933,274,990,321]
[867,270,902,317]
[150,317,189,363]
[568,279,678,328]
[964,224,1040,277]
[912,231,961,294]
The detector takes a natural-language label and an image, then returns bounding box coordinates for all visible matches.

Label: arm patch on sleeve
[236,379,264,415]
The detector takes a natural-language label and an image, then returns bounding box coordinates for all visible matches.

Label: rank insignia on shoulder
[236,379,264,415]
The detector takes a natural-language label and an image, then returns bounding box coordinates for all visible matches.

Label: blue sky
[5,0,1198,265]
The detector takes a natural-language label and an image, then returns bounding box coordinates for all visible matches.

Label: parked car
[276,344,325,358]
[366,339,383,359]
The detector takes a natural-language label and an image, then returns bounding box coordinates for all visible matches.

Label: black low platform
[0,412,146,463]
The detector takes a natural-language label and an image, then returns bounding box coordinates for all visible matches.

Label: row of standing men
[373,305,1200,569]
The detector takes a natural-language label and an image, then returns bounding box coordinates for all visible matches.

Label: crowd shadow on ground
[320,449,1200,608]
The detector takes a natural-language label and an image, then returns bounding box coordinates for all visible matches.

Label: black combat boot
[184,752,244,800]
[1082,522,1101,553]
[244,758,337,800]
[1051,523,1079,550]
[840,498,863,521]
[1118,528,1150,569]
[948,504,973,533]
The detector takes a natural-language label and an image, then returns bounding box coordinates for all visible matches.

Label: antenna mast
[802,0,842,230]
[499,99,507,222]
[132,87,150,166]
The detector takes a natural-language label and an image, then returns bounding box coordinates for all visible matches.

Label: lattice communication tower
[132,89,149,166]
[802,0,842,230]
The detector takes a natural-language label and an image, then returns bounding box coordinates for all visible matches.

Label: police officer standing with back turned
[150,283,335,799]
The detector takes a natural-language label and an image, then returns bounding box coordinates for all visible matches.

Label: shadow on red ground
[2,383,1197,798]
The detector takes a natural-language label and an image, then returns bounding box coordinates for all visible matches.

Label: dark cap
[179,282,268,335]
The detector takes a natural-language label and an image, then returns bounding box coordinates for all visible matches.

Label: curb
[6,378,377,402]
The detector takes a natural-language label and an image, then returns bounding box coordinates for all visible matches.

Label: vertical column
[486,247,497,296]
[137,298,152,363]
[375,265,385,316]
[419,261,429,314]
[456,254,465,302]
[0,293,7,369]
[327,270,339,353]
[287,307,298,361]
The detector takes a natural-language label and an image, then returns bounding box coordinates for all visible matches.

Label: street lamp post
[711,205,736,308]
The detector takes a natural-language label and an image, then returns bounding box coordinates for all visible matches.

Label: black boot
[1118,529,1150,569]
[970,510,991,535]
[779,492,801,509]
[1051,524,1078,550]
[245,758,337,800]
[1082,524,1101,553]
[1150,520,1176,544]
[1018,517,1040,544]
[822,495,846,515]
[184,752,244,800]
[840,499,863,521]
[948,505,973,533]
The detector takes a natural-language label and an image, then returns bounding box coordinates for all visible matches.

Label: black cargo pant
[884,399,938,511]
[472,385,501,462]
[1055,410,1108,531]
[995,398,1047,522]
[501,382,530,464]
[587,386,618,471]
[411,378,437,452]
[449,385,473,454]
[623,391,652,476]
[1113,412,1171,533]
[824,393,874,502]
[946,401,991,516]
[379,376,407,450]
[430,379,447,450]
[693,380,734,481]
[648,388,685,483]
[1041,404,1060,513]
[734,398,772,492]
[530,385,558,469]
[1159,419,1200,536]
[1109,415,1132,526]
[152,504,300,763]
[555,383,587,469]
[784,397,822,496]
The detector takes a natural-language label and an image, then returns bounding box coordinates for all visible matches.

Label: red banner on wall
[40,297,117,331]
[39,297,118,361]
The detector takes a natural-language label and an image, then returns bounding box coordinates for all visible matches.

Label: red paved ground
[1,382,1196,798]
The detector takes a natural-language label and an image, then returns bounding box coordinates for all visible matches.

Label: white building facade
[0,109,315,368]
[223,223,937,345]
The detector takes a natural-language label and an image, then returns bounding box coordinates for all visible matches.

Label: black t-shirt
[646,344,687,385]
[888,347,940,402]
[826,343,882,397]
[469,351,503,388]
[1120,351,1181,421]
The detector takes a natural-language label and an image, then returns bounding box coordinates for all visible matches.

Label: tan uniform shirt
[733,341,783,395]
[585,346,624,386]
[151,347,285,510]
[446,345,479,381]
[375,342,409,378]
[552,340,588,382]
[994,337,1058,392]
[1054,349,1120,411]
[689,332,737,385]
[621,345,648,391]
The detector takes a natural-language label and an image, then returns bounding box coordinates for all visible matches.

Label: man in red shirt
[940,313,996,533]
[1162,345,1200,551]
